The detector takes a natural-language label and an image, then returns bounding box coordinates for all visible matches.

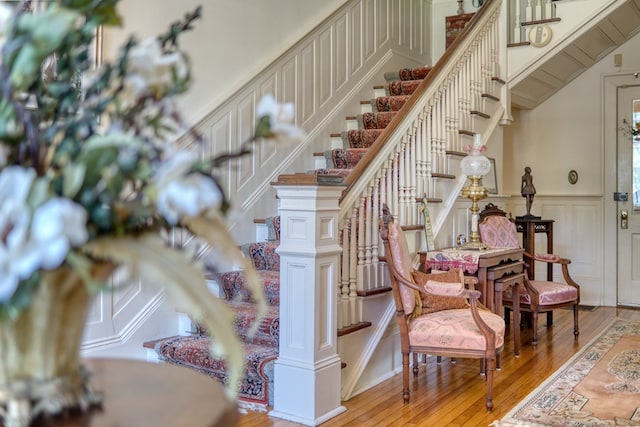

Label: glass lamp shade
[460,151,491,177]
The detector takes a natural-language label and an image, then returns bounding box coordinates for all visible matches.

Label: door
[617,86,640,306]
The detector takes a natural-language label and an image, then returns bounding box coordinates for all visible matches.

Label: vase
[0,263,115,427]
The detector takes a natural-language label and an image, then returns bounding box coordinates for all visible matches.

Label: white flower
[156,175,222,225]
[0,2,12,57]
[0,2,12,37]
[124,37,189,102]
[0,167,36,302]
[30,198,88,269]
[0,166,89,303]
[0,166,36,204]
[0,204,32,302]
[154,150,223,225]
[256,94,306,142]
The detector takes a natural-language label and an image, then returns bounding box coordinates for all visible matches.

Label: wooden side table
[514,218,554,281]
[13,358,238,427]
[419,247,524,313]
[515,217,555,325]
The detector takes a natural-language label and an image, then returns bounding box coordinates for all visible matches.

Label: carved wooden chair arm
[394,270,478,300]
[392,271,425,294]
[464,276,478,290]
[524,251,570,265]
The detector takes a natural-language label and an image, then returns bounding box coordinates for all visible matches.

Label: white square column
[269,183,346,426]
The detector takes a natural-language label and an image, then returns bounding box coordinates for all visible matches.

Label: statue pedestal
[515,214,541,220]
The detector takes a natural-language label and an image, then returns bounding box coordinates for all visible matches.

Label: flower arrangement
[0,0,304,407]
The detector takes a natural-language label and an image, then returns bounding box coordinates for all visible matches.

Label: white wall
[501,28,640,306]
[431,0,482,60]
[103,0,349,125]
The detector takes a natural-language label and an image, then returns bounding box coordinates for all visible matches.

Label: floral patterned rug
[501,318,640,426]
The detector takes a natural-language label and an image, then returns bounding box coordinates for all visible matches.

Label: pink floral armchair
[478,204,580,346]
[380,206,505,412]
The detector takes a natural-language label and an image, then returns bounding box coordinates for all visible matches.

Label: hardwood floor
[238,306,640,426]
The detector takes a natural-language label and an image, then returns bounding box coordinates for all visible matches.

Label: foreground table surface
[8,358,238,427]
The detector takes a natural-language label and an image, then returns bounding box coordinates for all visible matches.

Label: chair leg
[532,311,539,346]
[412,353,419,377]
[504,306,510,325]
[546,310,553,326]
[573,305,580,337]
[485,357,495,412]
[513,303,520,357]
[402,352,410,403]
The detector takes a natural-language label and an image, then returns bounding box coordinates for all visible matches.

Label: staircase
[152,1,509,420]
[153,62,457,410]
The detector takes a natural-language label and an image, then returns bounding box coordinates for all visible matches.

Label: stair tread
[143,335,181,349]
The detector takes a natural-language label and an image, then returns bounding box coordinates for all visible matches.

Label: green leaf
[63,163,87,198]
[9,44,40,90]
[27,177,51,209]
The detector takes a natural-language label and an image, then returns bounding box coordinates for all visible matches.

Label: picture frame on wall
[483,158,498,194]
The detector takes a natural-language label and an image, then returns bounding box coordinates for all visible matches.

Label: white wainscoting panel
[506,196,604,306]
[435,196,604,306]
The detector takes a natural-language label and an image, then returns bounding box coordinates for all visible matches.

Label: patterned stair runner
[316,66,432,177]
[155,216,281,410]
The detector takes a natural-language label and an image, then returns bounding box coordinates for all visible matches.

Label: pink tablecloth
[425,247,511,274]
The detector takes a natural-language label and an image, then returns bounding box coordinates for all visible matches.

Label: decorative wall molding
[182,0,431,245]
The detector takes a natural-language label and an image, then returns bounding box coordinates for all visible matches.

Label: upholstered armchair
[478,204,580,346]
[380,206,505,412]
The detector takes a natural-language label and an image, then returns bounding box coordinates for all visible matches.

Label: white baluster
[408,127,417,224]
[371,176,380,289]
[385,157,393,223]
[349,208,358,325]
[357,197,365,293]
[398,137,407,225]
[364,187,373,291]
[392,152,399,219]
[544,0,552,20]
[512,0,521,43]
[526,0,533,22]
[339,221,350,329]
[416,117,425,198]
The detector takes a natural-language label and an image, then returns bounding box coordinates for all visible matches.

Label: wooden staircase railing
[509,0,558,44]
[336,0,507,330]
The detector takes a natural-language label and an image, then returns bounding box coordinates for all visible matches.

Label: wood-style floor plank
[237,306,639,427]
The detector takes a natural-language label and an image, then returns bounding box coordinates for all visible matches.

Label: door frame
[603,72,640,306]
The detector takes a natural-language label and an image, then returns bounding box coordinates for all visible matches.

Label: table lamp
[460,134,491,250]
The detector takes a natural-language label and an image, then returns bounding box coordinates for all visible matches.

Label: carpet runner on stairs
[155,216,281,411]
[315,66,432,178]
[155,65,434,411]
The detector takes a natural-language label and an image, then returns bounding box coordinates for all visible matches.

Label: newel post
[269,178,346,425]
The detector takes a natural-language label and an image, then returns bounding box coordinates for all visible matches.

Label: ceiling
[509,0,640,110]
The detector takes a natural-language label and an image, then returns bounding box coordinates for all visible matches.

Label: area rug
[500,318,640,426]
